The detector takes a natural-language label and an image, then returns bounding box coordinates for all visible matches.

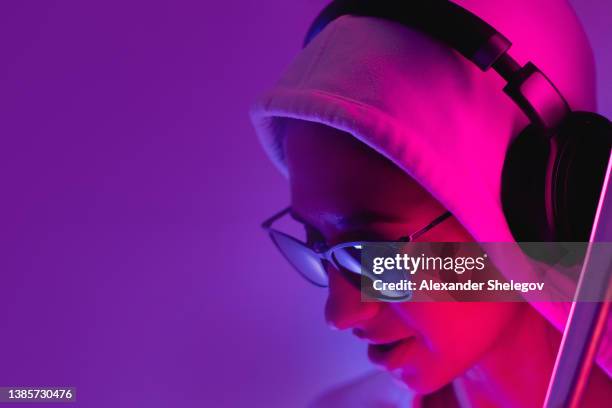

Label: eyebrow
[290,209,405,231]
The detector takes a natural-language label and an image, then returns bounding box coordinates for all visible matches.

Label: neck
[452,303,559,408]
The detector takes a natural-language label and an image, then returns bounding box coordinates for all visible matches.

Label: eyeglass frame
[261,206,452,287]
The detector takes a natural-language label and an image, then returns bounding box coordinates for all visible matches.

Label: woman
[251,0,612,406]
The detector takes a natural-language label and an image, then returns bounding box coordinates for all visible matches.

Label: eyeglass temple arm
[403,211,453,241]
[261,206,292,230]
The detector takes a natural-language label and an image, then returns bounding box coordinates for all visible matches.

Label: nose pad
[323,260,380,331]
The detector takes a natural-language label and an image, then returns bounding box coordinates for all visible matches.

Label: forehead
[282,119,434,224]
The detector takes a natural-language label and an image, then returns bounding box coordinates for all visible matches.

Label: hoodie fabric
[249,13,611,381]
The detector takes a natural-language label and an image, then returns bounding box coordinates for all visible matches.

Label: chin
[390,364,453,395]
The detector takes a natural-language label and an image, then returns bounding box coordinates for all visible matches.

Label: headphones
[304,0,612,244]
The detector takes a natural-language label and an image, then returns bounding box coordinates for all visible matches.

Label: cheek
[391,302,522,390]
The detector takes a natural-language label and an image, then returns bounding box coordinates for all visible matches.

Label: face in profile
[283,119,526,393]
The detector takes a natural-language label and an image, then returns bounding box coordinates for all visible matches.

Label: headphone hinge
[503,62,571,131]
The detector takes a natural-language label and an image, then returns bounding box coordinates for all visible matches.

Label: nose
[324,262,380,331]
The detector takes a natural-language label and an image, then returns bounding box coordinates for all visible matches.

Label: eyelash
[304,224,388,248]
[305,225,325,245]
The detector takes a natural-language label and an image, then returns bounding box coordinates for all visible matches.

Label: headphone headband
[305,0,570,129]
[305,0,509,71]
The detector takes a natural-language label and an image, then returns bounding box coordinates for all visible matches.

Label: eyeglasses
[261,206,452,290]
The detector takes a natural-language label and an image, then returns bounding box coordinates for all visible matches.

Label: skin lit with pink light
[283,119,611,407]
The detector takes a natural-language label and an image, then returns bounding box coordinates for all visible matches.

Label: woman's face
[283,119,524,393]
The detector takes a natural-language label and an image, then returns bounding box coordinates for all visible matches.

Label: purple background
[0,1,609,407]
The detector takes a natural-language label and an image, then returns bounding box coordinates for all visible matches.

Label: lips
[367,337,417,370]
[370,339,404,352]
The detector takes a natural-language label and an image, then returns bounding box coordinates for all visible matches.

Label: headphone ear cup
[503,112,612,247]
[551,112,612,242]
[502,124,554,242]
